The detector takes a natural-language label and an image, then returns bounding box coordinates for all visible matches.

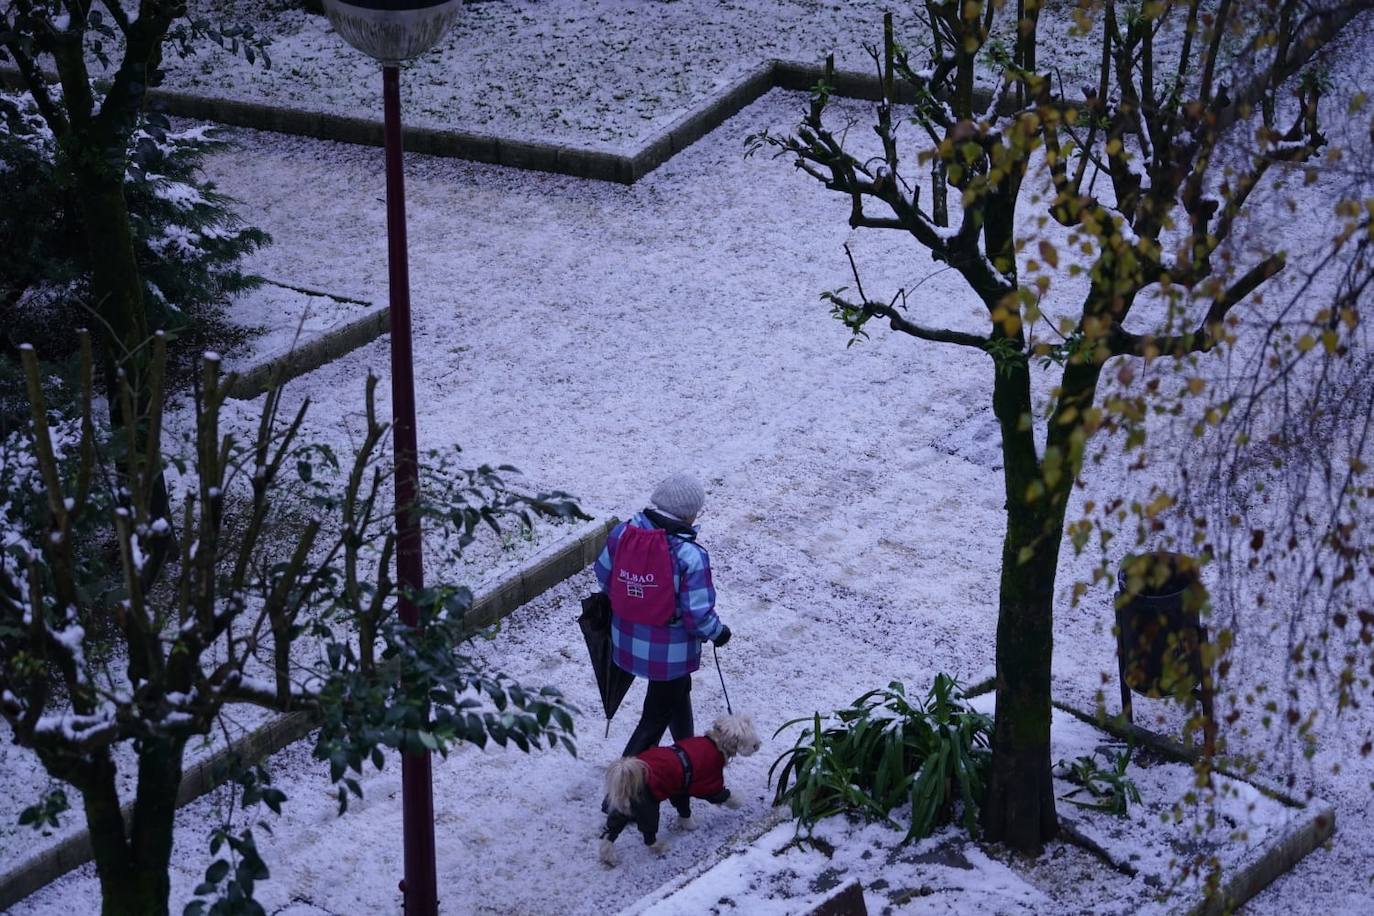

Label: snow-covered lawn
[9,66,1372,910]
[167,0,1108,149]
[6,3,1374,911]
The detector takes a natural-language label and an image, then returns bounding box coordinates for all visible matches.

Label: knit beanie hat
[650,472,706,521]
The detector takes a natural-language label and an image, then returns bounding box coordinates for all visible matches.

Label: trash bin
[1115,551,1208,699]
[1113,551,1216,755]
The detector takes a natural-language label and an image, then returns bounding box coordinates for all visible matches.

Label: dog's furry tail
[605,757,649,815]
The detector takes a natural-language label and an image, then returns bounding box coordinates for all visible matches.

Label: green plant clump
[1055,745,1142,816]
[769,674,992,841]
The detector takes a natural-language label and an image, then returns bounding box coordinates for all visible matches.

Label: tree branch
[1199,0,1232,103]
[97,0,131,34]
[1114,253,1286,357]
[0,9,71,134]
[1213,0,1371,139]
[93,0,179,139]
[824,289,990,351]
[216,677,320,717]
[1177,116,1321,285]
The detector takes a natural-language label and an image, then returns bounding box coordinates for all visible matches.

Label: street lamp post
[319,2,463,913]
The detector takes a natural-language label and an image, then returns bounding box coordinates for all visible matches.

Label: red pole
[383,62,439,916]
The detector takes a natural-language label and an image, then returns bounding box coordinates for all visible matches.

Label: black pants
[621,675,693,758]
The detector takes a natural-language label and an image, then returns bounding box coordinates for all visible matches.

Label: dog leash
[713,643,733,716]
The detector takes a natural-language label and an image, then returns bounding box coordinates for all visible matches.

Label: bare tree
[0,337,583,915]
[747,0,1371,852]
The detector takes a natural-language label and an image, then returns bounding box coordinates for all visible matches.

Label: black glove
[712,625,732,647]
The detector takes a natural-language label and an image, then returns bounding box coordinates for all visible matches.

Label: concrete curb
[226,302,389,400]
[1050,700,1307,807]
[0,826,97,914]
[805,880,868,916]
[461,514,614,633]
[624,812,867,915]
[2,60,991,186]
[1051,700,1336,915]
[1201,800,1336,916]
[0,514,615,911]
[629,60,777,182]
[773,59,995,111]
[619,806,793,915]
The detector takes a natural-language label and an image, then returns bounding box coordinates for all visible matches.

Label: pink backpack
[609,525,677,625]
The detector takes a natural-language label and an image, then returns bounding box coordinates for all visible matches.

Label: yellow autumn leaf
[1145,492,1175,518]
[1039,239,1059,269]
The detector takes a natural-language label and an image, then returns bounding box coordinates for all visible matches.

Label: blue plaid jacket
[595,512,723,680]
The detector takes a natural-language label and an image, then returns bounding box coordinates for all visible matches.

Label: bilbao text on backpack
[609,526,676,625]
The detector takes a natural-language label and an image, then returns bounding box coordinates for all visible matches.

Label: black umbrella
[578,592,635,737]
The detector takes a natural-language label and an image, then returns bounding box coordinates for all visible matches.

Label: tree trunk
[68,156,150,402]
[81,753,138,915]
[83,738,186,916]
[981,509,1061,853]
[127,737,185,916]
[980,358,1063,853]
[68,152,176,577]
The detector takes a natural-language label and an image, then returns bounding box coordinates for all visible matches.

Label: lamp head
[321,0,462,64]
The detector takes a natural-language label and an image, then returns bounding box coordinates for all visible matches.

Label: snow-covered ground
[635,697,1311,915]
[220,279,379,376]
[167,0,1107,149]
[6,4,1374,915]
[10,69,1371,909]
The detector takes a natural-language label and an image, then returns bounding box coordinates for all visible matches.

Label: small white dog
[599,714,762,866]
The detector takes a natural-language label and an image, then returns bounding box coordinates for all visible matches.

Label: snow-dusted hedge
[0,90,267,366]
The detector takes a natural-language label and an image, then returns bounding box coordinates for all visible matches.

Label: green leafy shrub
[769,674,992,841]
[0,90,267,384]
[1055,745,1142,816]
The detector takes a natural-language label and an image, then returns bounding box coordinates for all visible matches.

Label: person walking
[594,471,732,758]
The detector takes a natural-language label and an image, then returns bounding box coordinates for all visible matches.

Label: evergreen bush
[770,674,992,841]
[0,90,267,381]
